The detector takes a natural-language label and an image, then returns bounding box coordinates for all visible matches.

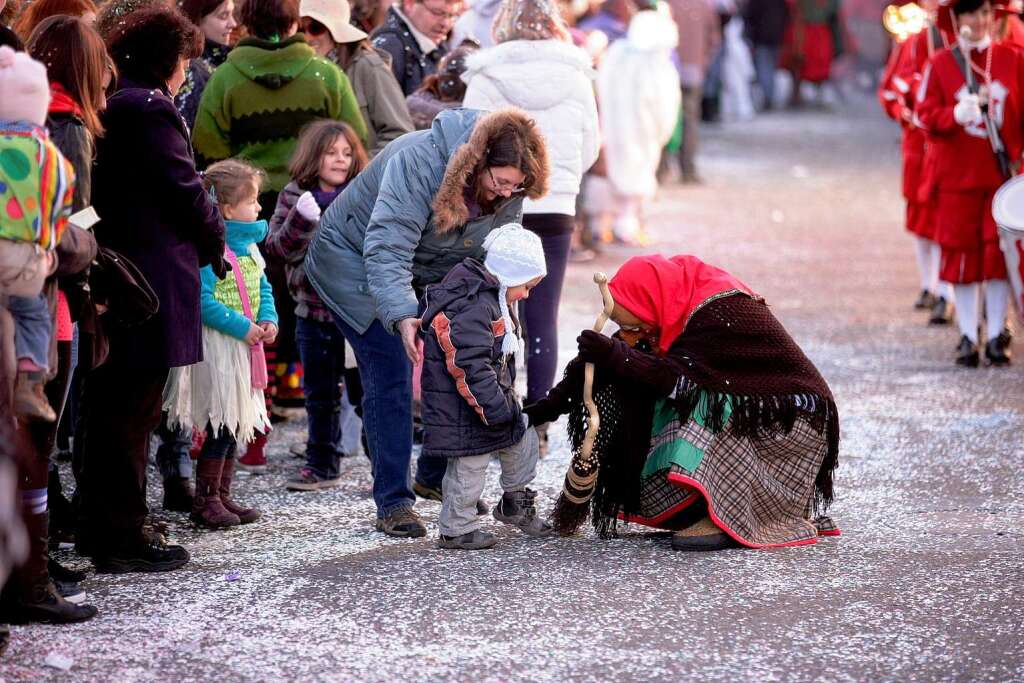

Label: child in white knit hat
[419,223,552,550]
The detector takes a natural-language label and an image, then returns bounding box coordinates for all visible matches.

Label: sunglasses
[487,167,525,194]
[301,18,329,36]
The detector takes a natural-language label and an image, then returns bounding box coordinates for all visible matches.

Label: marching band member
[916,0,1022,366]
[880,1,955,323]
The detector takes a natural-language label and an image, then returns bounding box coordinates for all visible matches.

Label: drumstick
[580,273,616,464]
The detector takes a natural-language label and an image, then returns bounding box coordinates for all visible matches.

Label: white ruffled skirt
[163,326,269,445]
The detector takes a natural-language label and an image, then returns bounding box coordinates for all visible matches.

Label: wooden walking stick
[551,273,616,535]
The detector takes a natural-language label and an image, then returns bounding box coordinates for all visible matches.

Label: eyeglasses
[487,167,525,194]
[418,0,462,21]
[301,18,329,36]
[616,324,648,333]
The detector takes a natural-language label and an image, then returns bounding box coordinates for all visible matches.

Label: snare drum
[993,175,1024,324]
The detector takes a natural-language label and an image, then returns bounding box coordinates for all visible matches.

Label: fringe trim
[669,376,839,514]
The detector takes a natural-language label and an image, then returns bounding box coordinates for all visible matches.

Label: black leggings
[520,214,573,405]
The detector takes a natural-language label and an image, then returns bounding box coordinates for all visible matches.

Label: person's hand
[259,321,278,345]
[954,94,983,126]
[577,329,617,365]
[295,191,321,222]
[977,85,990,107]
[244,322,263,345]
[398,317,422,364]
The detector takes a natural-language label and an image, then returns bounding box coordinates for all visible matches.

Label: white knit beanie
[483,223,547,362]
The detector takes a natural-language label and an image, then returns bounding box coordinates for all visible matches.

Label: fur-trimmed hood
[430,107,550,233]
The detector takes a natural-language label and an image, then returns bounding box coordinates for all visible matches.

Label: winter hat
[483,222,547,361]
[491,0,571,44]
[0,45,51,126]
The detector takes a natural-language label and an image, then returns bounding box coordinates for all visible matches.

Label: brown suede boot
[14,371,56,423]
[190,459,240,528]
[218,456,260,524]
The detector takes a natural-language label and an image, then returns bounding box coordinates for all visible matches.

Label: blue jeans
[9,294,52,370]
[753,45,781,108]
[331,315,415,517]
[296,316,346,479]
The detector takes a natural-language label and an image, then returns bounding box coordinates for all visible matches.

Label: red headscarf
[607,254,758,355]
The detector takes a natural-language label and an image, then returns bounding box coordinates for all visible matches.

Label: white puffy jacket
[462,39,600,216]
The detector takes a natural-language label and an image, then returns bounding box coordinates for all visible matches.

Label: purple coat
[91,78,226,369]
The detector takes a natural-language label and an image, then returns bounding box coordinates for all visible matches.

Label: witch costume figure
[524,254,840,551]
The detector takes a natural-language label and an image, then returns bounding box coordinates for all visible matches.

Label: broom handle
[580,273,616,462]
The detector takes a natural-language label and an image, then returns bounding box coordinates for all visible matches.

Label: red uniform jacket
[916,42,1024,193]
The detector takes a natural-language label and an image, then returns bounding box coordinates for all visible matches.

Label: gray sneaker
[493,488,553,537]
[437,529,497,550]
[375,507,427,538]
[286,468,341,491]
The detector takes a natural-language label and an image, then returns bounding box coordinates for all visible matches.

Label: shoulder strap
[950,44,978,94]
[223,247,255,321]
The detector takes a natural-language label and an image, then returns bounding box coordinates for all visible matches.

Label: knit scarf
[48,83,83,117]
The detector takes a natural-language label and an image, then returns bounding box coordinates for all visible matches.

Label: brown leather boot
[190,459,240,528]
[218,456,260,524]
[1,512,97,624]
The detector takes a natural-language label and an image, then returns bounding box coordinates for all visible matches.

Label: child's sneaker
[238,432,268,473]
[437,529,497,550]
[14,371,56,422]
[286,467,341,491]
[493,488,553,537]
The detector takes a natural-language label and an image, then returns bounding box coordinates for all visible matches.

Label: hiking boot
[237,432,268,473]
[929,296,951,325]
[412,480,442,502]
[219,456,261,524]
[3,581,97,624]
[286,467,341,492]
[914,289,936,310]
[162,475,194,513]
[14,371,56,422]
[955,335,980,367]
[93,534,190,574]
[671,517,735,551]
[476,498,489,516]
[375,508,427,538]
[191,458,241,529]
[493,489,553,537]
[437,529,497,550]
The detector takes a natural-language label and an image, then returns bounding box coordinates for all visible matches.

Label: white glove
[954,94,983,127]
[295,191,321,222]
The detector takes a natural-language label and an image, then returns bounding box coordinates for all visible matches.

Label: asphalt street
[2,95,1022,682]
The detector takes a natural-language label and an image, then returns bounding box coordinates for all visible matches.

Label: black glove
[577,329,621,366]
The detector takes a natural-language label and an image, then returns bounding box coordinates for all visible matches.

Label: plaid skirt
[623,402,839,548]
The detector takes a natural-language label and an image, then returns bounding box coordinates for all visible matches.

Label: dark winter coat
[175,38,230,131]
[371,7,448,96]
[306,108,549,335]
[91,77,227,370]
[419,258,525,458]
[744,0,789,47]
[265,180,336,322]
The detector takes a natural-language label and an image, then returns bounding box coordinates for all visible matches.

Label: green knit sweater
[192,35,368,192]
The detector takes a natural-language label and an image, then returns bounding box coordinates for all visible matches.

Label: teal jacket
[200,219,278,340]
